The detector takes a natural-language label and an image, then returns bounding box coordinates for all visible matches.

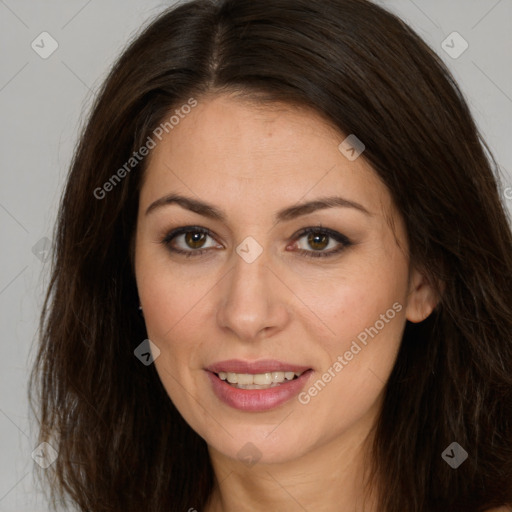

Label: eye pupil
[185,231,206,249]
[308,232,329,250]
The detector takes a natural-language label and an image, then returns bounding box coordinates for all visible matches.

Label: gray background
[0,1,511,510]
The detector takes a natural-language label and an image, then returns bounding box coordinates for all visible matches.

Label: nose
[216,249,291,342]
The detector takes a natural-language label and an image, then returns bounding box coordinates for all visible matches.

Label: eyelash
[161,225,352,259]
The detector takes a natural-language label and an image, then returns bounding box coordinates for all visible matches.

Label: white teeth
[226,372,238,384]
[253,373,273,385]
[272,372,285,383]
[217,370,303,388]
[237,373,255,385]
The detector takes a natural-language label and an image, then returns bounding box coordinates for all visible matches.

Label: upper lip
[205,359,311,374]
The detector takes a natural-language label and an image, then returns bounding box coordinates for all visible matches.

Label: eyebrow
[145,193,371,221]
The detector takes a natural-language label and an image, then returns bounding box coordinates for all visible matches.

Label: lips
[205,359,313,412]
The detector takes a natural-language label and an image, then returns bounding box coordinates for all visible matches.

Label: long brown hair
[29,0,512,510]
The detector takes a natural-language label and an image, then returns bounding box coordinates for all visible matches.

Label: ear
[405,267,441,323]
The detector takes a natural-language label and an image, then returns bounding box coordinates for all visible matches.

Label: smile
[217,371,304,389]
[205,360,313,411]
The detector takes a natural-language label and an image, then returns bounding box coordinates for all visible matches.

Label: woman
[30,0,512,510]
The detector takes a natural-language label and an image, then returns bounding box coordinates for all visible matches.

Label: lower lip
[206,370,313,412]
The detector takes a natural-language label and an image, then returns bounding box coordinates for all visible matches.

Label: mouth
[214,370,305,389]
[205,360,313,411]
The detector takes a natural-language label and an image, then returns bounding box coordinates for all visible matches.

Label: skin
[134,94,439,511]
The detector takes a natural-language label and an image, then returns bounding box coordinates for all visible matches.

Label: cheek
[295,252,408,399]
[135,251,224,413]
[135,242,217,343]
[136,262,211,405]
[294,257,408,351]
[293,286,406,440]
[141,277,205,340]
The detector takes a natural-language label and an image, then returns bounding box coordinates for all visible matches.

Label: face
[134,94,436,465]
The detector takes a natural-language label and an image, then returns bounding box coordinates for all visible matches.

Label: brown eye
[162,226,220,256]
[307,232,329,251]
[292,227,352,258]
[185,231,207,249]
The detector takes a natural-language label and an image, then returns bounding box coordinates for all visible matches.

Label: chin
[207,431,311,466]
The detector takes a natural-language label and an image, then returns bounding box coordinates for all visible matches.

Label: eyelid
[291,226,351,246]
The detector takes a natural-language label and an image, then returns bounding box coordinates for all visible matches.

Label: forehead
[140,94,391,217]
